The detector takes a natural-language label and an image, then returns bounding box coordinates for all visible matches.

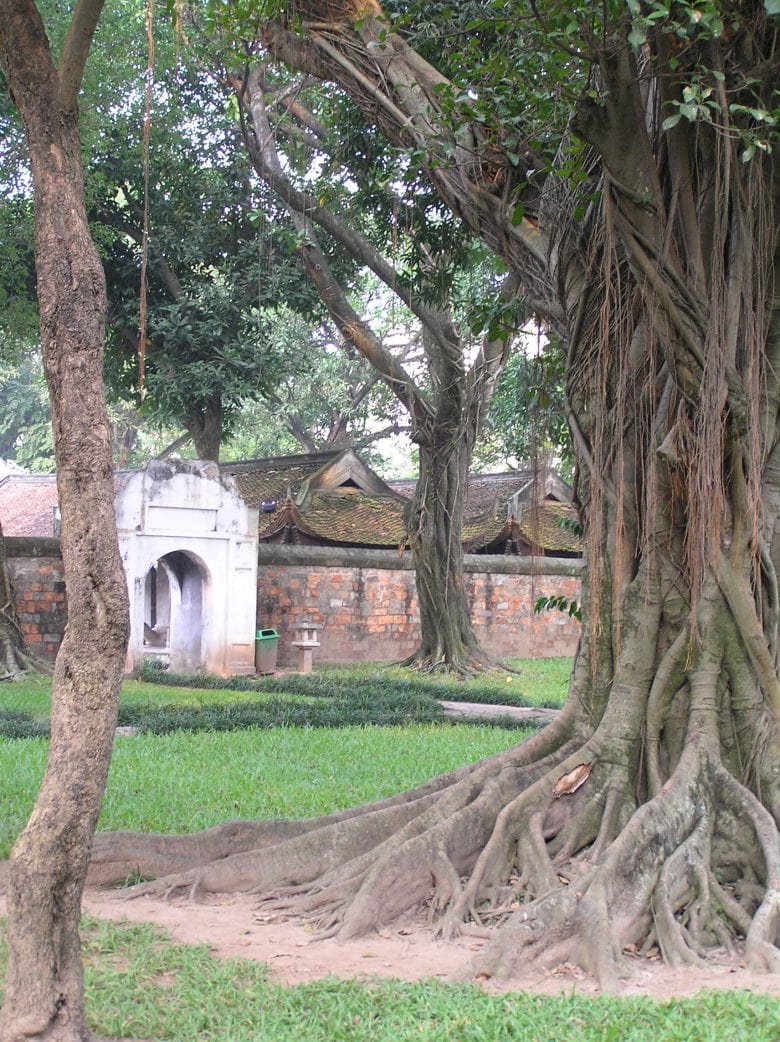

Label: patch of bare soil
[75,887,780,1000]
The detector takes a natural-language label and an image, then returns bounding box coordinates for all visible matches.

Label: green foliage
[0,351,54,471]
[221,303,406,464]
[0,197,36,345]
[93,58,319,452]
[476,335,571,475]
[0,709,49,740]
[534,594,582,621]
[624,0,779,162]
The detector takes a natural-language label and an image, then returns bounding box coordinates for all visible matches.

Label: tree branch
[58,0,106,112]
[239,69,459,353]
[257,17,562,318]
[243,73,433,428]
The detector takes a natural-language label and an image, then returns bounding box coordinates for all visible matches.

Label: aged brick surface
[257,562,581,666]
[6,541,66,660]
[6,538,581,668]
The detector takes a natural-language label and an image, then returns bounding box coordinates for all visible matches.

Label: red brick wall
[257,547,581,666]
[6,538,66,661]
[4,539,582,669]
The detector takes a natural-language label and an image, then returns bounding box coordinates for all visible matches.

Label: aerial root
[651,823,712,968]
[715,767,780,972]
[427,844,463,922]
[474,884,586,980]
[716,771,778,971]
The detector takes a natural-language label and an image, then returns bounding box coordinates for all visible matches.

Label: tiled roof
[463,471,538,515]
[0,475,59,537]
[390,469,561,515]
[0,454,582,556]
[257,489,582,555]
[222,451,342,508]
[302,491,407,546]
[516,502,582,554]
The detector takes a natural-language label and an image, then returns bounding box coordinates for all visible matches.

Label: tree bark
[0,2,130,1039]
[186,394,223,461]
[403,437,485,669]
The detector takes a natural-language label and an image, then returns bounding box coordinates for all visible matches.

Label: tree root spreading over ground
[87,670,780,993]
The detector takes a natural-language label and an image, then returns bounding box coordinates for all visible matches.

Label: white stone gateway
[116,459,259,676]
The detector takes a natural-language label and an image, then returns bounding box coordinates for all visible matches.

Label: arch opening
[142,550,208,672]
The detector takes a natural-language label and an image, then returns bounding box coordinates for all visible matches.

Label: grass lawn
[1,722,525,854]
[0,916,776,1041]
[0,657,573,720]
[0,675,317,721]
[4,659,771,1040]
[1,659,564,852]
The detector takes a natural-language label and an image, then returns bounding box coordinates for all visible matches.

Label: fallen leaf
[552,763,592,798]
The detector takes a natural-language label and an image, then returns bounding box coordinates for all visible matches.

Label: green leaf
[662,113,682,130]
[764,0,780,14]
[627,27,647,48]
[511,202,525,226]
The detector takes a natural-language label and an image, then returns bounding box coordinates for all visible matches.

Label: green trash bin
[255,628,279,674]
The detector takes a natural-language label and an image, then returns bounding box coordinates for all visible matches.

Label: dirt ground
[63,887,780,1000]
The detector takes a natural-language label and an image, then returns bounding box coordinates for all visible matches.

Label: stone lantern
[292,620,321,674]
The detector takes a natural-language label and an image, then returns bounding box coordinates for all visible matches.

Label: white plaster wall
[117,460,258,676]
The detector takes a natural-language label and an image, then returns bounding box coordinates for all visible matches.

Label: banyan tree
[91,0,780,988]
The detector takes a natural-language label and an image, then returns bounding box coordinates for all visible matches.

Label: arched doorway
[142,550,208,673]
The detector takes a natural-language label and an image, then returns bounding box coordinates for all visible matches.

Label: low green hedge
[139,658,563,708]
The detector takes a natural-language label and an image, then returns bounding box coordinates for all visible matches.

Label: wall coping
[5,536,62,558]
[257,543,583,577]
[5,535,583,578]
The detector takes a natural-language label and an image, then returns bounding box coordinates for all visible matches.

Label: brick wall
[3,538,582,669]
[257,546,581,666]
[6,537,66,661]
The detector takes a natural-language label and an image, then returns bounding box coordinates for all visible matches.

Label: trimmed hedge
[139,659,561,709]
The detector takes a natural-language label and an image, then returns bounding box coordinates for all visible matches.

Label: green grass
[0,723,524,856]
[1,660,774,1039]
[0,658,572,717]
[0,676,315,721]
[0,917,776,1042]
[0,658,568,853]
[0,659,570,738]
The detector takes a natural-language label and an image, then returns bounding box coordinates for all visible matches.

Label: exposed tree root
[398,643,498,677]
[88,654,780,992]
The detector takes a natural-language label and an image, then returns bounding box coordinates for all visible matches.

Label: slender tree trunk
[404,434,486,671]
[0,3,129,1039]
[186,394,223,461]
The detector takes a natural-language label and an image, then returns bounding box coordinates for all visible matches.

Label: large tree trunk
[0,3,130,1039]
[89,0,780,992]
